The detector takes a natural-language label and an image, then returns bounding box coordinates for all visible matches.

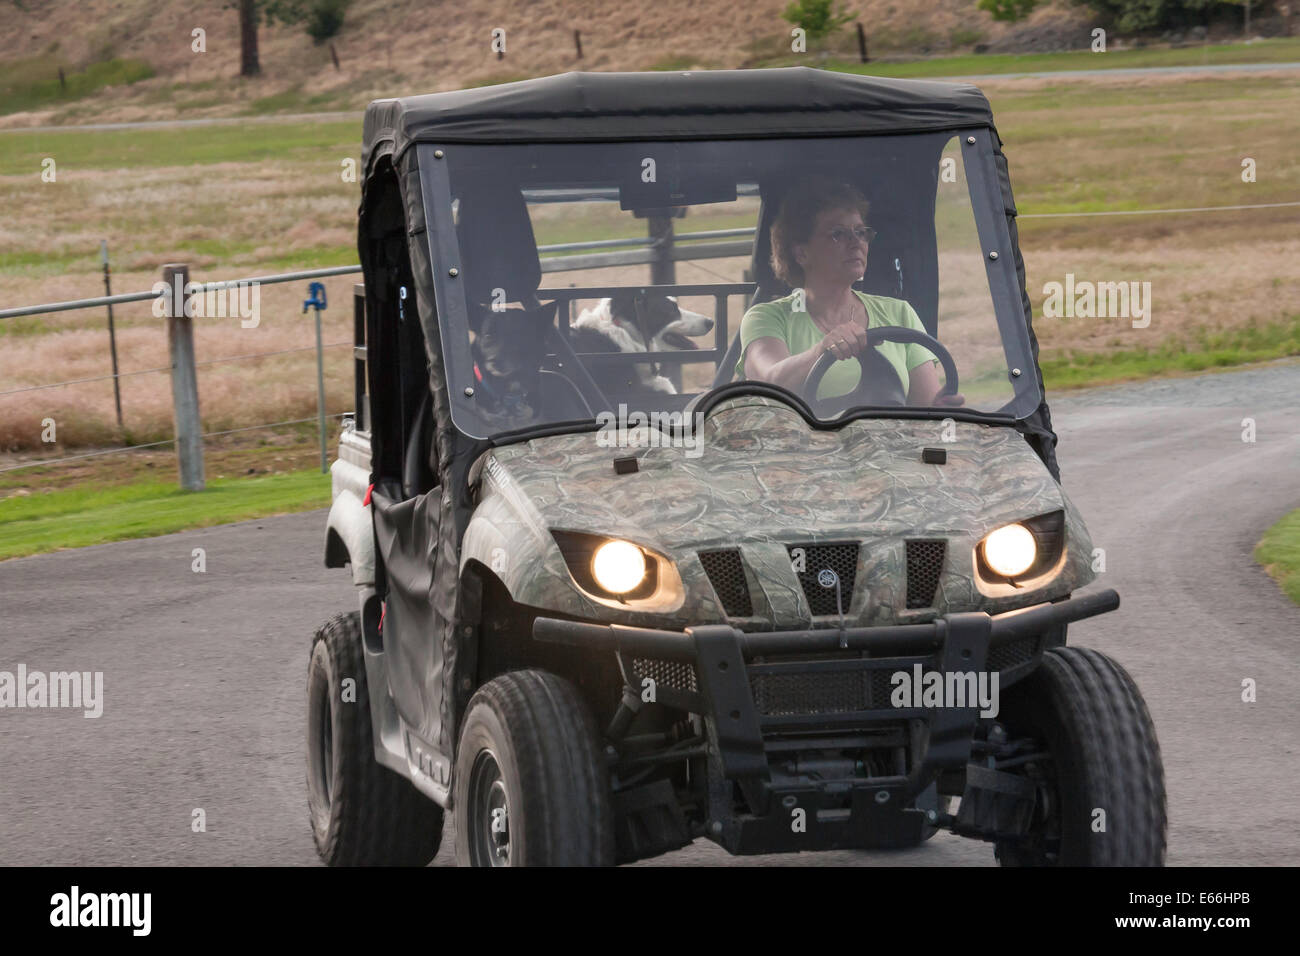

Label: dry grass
[0,0,1098,126]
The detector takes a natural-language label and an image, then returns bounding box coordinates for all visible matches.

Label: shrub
[305,0,350,44]
[781,0,854,41]
[977,0,1040,22]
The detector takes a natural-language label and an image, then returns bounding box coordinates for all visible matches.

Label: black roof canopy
[362,67,994,171]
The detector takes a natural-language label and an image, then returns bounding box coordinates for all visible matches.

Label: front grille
[751,669,873,716]
[987,636,1039,673]
[787,542,859,615]
[632,657,698,694]
[698,549,753,616]
[905,540,946,608]
[749,657,933,716]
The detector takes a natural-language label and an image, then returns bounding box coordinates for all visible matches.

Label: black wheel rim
[467,749,511,867]
[320,695,333,797]
[308,664,334,815]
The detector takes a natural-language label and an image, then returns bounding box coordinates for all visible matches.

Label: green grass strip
[1256,508,1300,605]
[0,468,330,560]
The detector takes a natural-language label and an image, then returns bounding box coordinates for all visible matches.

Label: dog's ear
[525,298,556,327]
[643,294,680,327]
[526,298,558,322]
[608,292,636,320]
[521,299,557,349]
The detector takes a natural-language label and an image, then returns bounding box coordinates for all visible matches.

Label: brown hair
[769,178,871,287]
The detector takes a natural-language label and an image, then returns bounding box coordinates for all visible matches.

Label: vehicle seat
[712,187,783,388]
[456,182,543,315]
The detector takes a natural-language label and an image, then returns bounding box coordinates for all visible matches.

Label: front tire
[995,646,1166,866]
[453,670,614,866]
[307,612,444,865]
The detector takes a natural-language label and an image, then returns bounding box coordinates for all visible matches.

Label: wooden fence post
[163,263,205,491]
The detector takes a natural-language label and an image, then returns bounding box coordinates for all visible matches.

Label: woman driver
[737,178,962,407]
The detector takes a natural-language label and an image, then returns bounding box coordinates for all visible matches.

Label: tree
[781,0,855,41]
[229,0,351,77]
[238,0,259,77]
[977,0,1040,22]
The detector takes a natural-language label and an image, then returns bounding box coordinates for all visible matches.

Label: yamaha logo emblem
[817,569,839,589]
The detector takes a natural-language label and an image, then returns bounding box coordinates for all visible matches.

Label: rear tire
[995,646,1166,866]
[453,670,614,866]
[307,612,444,866]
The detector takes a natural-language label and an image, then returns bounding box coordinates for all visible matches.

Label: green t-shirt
[737,290,937,400]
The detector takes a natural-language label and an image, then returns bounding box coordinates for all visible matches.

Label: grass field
[1256,509,1300,605]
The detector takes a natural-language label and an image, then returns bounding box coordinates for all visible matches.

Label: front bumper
[533,588,1119,854]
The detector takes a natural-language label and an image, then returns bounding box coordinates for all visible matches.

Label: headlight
[590,540,648,594]
[981,523,1037,578]
[552,530,678,607]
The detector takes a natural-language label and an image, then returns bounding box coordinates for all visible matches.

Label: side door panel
[371,487,443,739]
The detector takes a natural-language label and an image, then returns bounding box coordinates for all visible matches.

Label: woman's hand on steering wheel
[803,325,962,415]
[820,321,869,362]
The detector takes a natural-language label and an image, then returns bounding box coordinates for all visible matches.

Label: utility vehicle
[307,68,1167,866]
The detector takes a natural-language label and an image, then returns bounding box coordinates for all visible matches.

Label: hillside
[0,0,1096,124]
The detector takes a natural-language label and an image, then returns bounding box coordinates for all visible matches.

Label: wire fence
[1,263,366,479]
[0,341,353,398]
[0,414,351,474]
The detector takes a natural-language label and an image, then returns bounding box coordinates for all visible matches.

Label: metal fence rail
[0,265,367,321]
[0,229,758,321]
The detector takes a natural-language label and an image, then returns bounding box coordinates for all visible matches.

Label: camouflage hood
[465,396,1093,628]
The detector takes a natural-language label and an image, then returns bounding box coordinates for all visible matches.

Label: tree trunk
[239,0,260,77]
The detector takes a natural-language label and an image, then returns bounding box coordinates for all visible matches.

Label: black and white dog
[569,292,714,396]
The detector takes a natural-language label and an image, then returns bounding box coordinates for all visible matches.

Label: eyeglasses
[825,225,876,245]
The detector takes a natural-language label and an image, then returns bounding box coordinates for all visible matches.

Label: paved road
[1,363,1297,866]
[3,61,1299,136]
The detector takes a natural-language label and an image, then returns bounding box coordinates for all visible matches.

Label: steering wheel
[802,326,959,416]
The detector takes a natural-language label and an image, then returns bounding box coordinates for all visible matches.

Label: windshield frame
[416,128,1041,443]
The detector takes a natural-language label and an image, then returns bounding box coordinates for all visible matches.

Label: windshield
[418,132,1040,441]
